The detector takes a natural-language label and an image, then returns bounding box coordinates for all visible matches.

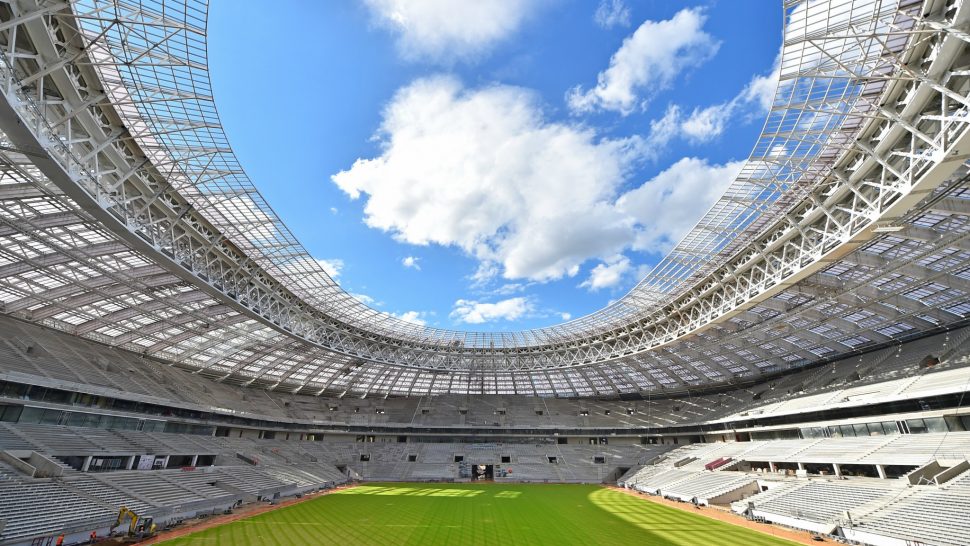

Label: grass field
[161,483,799,545]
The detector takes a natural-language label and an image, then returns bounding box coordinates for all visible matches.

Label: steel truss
[0,0,966,396]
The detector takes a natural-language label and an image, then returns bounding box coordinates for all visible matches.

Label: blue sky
[207,0,781,331]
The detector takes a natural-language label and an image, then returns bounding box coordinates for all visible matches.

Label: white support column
[81,456,92,472]
[125,456,135,470]
[833,463,842,478]
[876,465,887,479]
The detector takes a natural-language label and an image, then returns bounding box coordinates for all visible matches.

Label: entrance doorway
[473,464,494,481]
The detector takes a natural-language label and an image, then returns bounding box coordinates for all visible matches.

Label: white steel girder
[0,0,965,396]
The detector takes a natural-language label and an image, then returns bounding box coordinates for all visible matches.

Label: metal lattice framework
[0,0,967,396]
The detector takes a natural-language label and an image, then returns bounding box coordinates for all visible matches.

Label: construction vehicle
[109,507,156,541]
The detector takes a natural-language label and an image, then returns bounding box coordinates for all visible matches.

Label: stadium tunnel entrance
[473,464,494,481]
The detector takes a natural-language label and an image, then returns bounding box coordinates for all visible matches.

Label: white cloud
[641,105,681,151]
[332,76,753,283]
[362,0,540,63]
[393,310,428,326]
[618,157,745,254]
[351,292,377,305]
[330,207,338,214]
[580,255,631,291]
[648,103,736,146]
[470,261,501,286]
[560,312,572,321]
[594,0,630,29]
[493,283,526,295]
[679,104,734,143]
[316,258,344,280]
[332,76,642,282]
[644,61,780,147]
[742,62,780,112]
[450,297,532,324]
[402,256,421,270]
[567,8,719,115]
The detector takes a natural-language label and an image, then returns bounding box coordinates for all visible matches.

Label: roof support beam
[0,183,61,200]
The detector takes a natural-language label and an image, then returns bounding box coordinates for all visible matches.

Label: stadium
[0,0,968,544]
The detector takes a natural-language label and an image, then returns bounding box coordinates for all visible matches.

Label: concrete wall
[751,510,836,535]
[934,460,970,485]
[907,460,945,485]
[841,527,909,546]
[708,481,761,505]
[237,428,261,440]
[0,450,62,478]
[26,451,64,478]
[0,450,36,477]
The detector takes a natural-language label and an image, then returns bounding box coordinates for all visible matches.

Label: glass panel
[924,417,948,433]
[906,419,928,434]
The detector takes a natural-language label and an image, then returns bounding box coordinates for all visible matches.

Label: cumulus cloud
[316,258,345,280]
[402,256,421,270]
[741,61,780,112]
[332,76,642,282]
[646,103,734,146]
[594,0,630,29]
[679,104,734,143]
[568,8,719,115]
[332,75,755,289]
[493,283,527,295]
[645,62,780,147]
[580,255,631,291]
[450,297,532,324]
[618,157,745,254]
[351,292,377,305]
[560,312,572,321]
[362,0,541,63]
[393,310,428,325]
[640,106,681,150]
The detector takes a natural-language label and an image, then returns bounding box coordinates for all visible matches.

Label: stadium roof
[0,0,967,396]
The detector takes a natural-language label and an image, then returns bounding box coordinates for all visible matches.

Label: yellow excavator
[108,506,156,542]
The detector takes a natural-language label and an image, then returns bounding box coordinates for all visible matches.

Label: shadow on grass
[587,488,795,546]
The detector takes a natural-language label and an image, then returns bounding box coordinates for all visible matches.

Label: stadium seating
[1,313,967,545]
[2,315,968,432]
[0,0,967,544]
[619,433,970,544]
[749,481,899,531]
[848,471,970,546]
[0,287,967,546]
[0,463,116,544]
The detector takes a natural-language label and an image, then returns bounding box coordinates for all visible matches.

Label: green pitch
[161,482,798,545]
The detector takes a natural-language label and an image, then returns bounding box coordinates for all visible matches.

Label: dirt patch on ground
[137,484,357,545]
[608,486,824,546]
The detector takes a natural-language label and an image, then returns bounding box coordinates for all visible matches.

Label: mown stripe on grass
[160,483,800,546]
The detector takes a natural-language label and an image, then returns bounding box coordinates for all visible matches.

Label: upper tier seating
[2,315,968,431]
